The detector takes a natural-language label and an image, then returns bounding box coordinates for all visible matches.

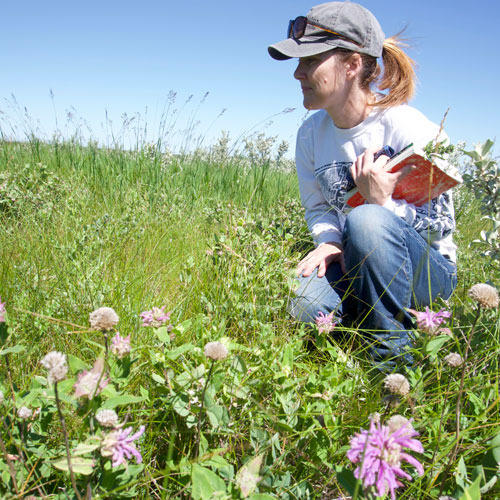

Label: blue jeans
[289,205,457,364]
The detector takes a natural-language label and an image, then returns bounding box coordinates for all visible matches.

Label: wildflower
[0,297,5,322]
[140,305,171,328]
[468,283,499,309]
[0,390,4,404]
[110,332,131,359]
[236,454,264,498]
[444,352,464,368]
[96,409,119,428]
[101,425,145,467]
[204,341,228,361]
[383,374,410,396]
[347,419,424,500]
[41,351,68,384]
[89,307,119,331]
[315,311,337,334]
[387,414,410,433]
[17,406,32,419]
[74,358,109,399]
[408,306,451,334]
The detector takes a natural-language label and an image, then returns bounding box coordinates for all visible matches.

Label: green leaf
[0,345,26,356]
[424,335,448,357]
[72,439,100,456]
[101,394,145,409]
[336,465,363,497]
[191,464,226,500]
[167,343,195,360]
[458,475,481,500]
[248,495,277,500]
[52,457,94,475]
[154,326,172,344]
[67,354,89,373]
[236,454,263,498]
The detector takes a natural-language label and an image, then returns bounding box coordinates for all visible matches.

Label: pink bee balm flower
[347,419,424,500]
[408,307,451,334]
[0,297,6,323]
[315,311,336,334]
[111,332,131,359]
[74,358,109,399]
[101,425,145,467]
[140,306,171,328]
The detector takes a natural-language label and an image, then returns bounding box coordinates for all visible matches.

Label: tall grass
[0,108,499,499]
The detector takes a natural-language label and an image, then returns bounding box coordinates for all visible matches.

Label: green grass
[0,135,499,499]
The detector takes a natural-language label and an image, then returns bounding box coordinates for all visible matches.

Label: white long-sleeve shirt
[295,105,457,262]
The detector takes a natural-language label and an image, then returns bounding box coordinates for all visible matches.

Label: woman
[268,1,457,365]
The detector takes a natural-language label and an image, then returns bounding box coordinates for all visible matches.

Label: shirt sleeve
[381,106,457,245]
[295,121,343,246]
[382,192,456,245]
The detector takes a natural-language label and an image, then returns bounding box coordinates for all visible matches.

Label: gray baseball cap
[268,1,385,60]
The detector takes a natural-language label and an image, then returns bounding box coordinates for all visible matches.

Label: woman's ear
[345,53,363,80]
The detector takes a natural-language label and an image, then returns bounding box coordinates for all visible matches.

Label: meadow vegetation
[0,103,499,499]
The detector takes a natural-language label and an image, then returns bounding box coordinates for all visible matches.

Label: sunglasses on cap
[287,16,362,46]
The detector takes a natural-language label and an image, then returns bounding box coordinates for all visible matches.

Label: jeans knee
[343,205,401,260]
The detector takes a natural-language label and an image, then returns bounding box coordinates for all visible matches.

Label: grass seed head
[96,409,119,428]
[468,283,499,309]
[443,352,464,368]
[89,307,119,331]
[383,374,410,396]
[204,341,229,361]
[41,351,68,384]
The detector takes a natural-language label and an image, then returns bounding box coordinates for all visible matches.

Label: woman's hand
[297,242,345,278]
[351,147,414,206]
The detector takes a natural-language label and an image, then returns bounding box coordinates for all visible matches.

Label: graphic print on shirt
[314,161,356,212]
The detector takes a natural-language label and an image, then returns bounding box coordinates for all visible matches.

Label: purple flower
[140,306,171,328]
[408,307,451,334]
[111,332,131,359]
[73,358,109,399]
[347,419,424,500]
[315,311,336,334]
[0,297,6,323]
[101,425,145,467]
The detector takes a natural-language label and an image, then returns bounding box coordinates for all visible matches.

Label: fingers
[393,163,416,181]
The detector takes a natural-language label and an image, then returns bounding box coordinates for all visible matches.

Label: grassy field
[0,133,499,500]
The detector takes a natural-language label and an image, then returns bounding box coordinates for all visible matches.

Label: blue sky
[1,0,499,156]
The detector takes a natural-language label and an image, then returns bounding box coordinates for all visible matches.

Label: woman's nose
[294,60,305,80]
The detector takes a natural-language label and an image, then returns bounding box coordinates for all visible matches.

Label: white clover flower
[41,351,68,384]
[89,307,119,331]
[444,352,464,368]
[96,409,119,428]
[387,414,410,432]
[383,374,410,396]
[17,406,32,419]
[204,341,228,361]
[369,412,381,424]
[468,283,499,309]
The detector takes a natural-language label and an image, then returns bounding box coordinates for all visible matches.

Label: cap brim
[268,36,349,60]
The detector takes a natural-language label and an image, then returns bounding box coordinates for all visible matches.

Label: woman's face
[294,50,347,112]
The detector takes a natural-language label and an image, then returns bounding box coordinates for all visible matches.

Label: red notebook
[345,144,463,207]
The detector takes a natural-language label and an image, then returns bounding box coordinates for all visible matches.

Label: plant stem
[196,360,214,459]
[438,305,481,494]
[0,430,19,495]
[54,382,84,500]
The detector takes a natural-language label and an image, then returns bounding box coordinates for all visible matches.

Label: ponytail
[335,33,417,108]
